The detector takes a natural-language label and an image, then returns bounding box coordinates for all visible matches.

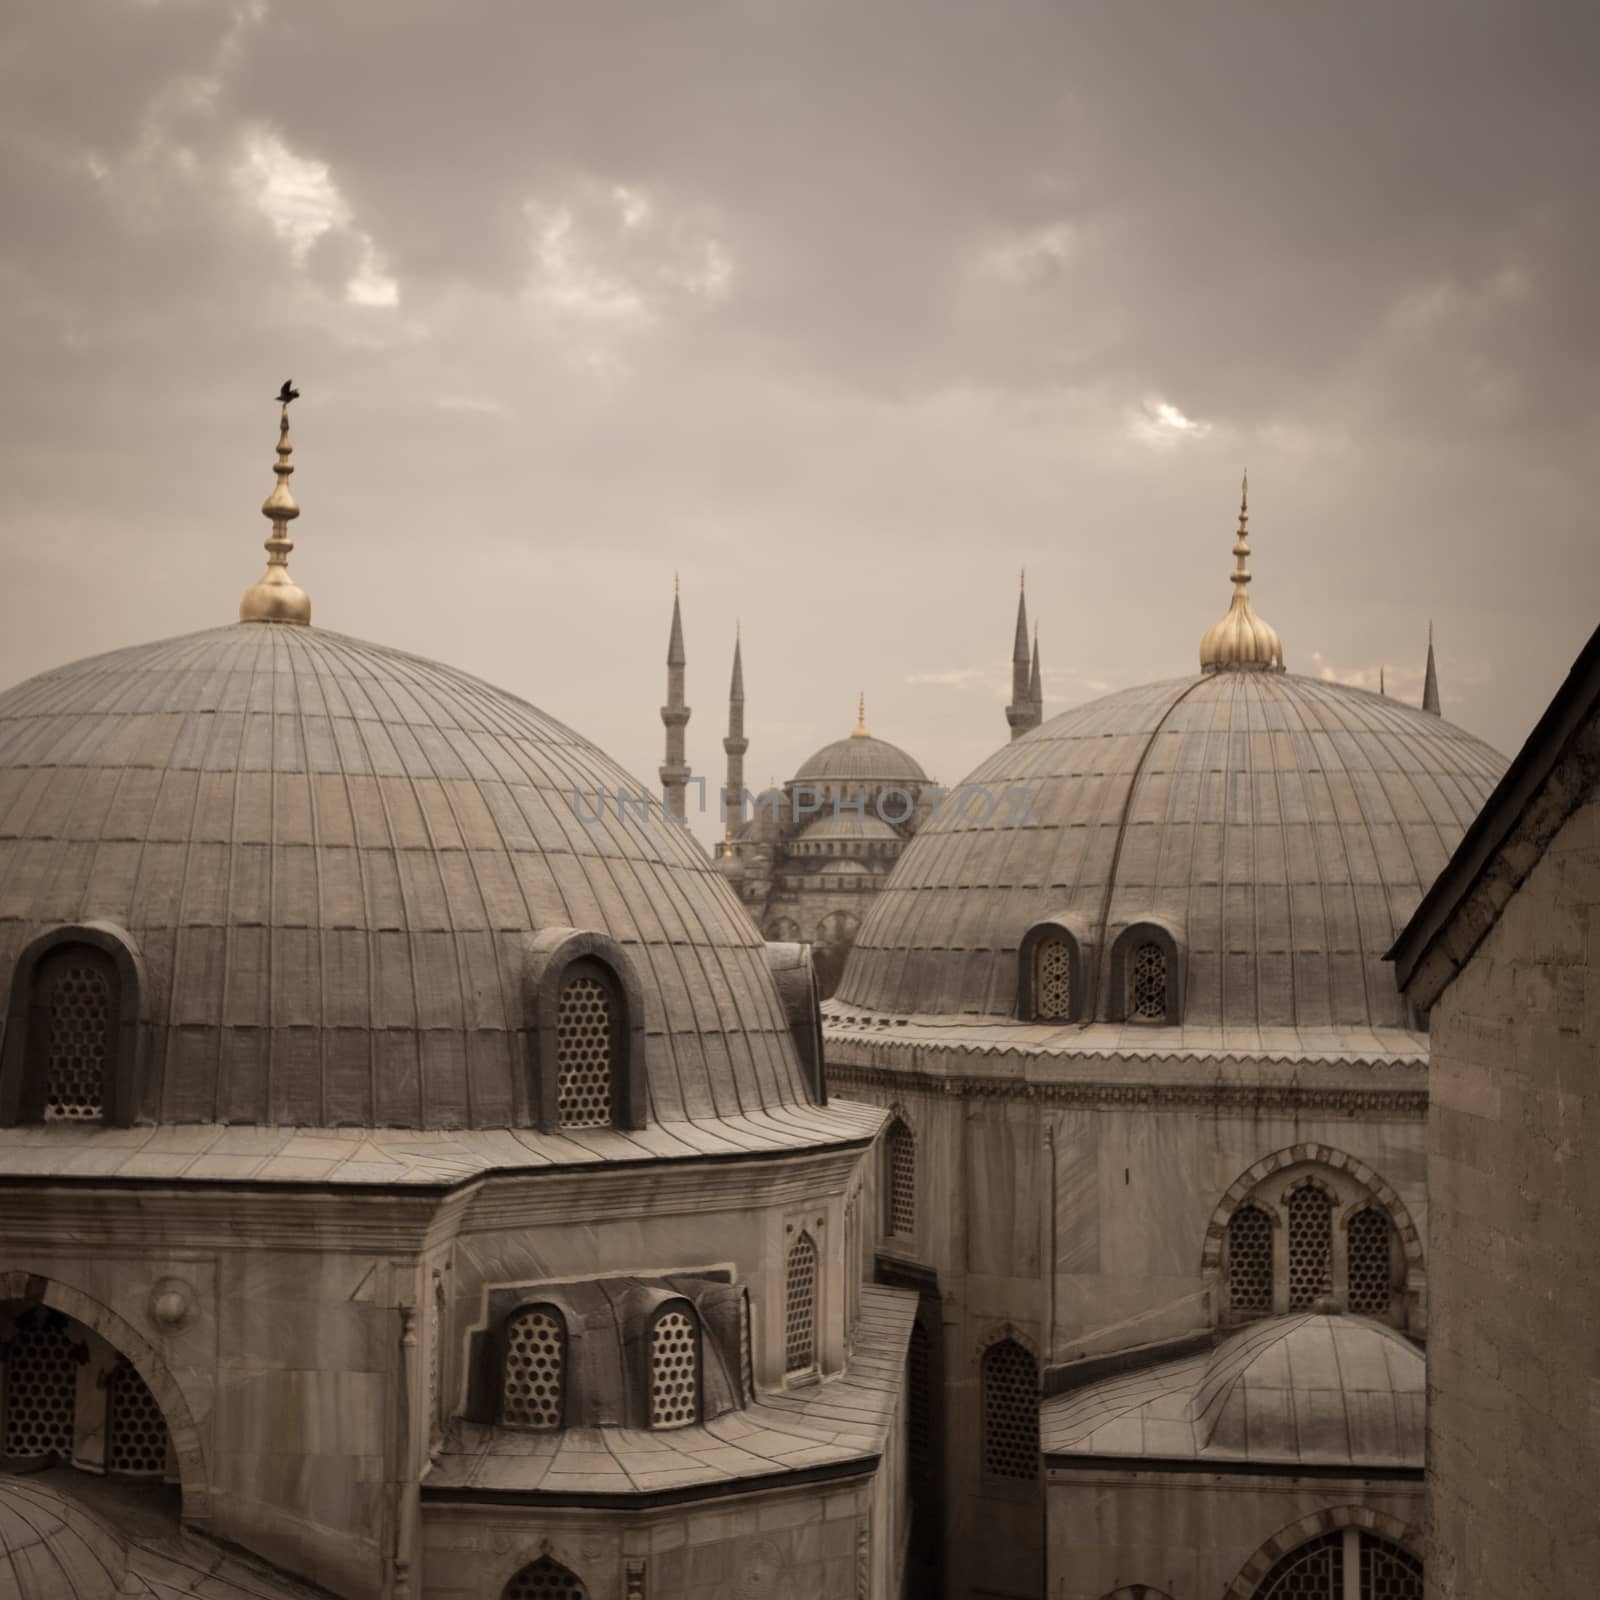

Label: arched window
[1226,1203,1274,1316]
[1,1308,80,1459]
[885,1120,916,1237]
[1128,942,1167,1021]
[1345,1206,1396,1318]
[981,1338,1038,1482]
[1035,936,1073,1021]
[555,965,617,1129]
[501,1305,565,1429]
[107,1354,169,1477]
[648,1303,700,1428]
[503,1554,587,1600]
[1256,1529,1421,1600]
[1286,1184,1334,1310]
[34,945,117,1122]
[784,1231,819,1376]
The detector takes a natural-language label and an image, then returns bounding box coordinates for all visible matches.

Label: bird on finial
[276,380,300,407]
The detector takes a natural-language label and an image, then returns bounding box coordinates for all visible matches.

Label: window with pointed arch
[502,1554,587,1600]
[1225,1202,1274,1316]
[32,944,119,1122]
[554,961,619,1129]
[648,1302,701,1428]
[1254,1528,1422,1600]
[885,1119,916,1238]
[784,1231,819,1376]
[1285,1182,1334,1310]
[500,1304,565,1430]
[981,1337,1038,1482]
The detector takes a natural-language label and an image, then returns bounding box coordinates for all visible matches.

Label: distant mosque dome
[836,485,1506,1032]
[798,813,902,846]
[794,698,927,788]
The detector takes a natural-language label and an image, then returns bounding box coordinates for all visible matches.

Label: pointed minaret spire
[1380,665,1387,697]
[721,625,748,845]
[241,389,311,625]
[1198,471,1285,673]
[1029,621,1043,720]
[660,583,691,821]
[851,691,870,738]
[1006,572,1040,739]
[1422,620,1441,716]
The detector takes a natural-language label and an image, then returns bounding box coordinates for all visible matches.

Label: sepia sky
[3,0,1596,846]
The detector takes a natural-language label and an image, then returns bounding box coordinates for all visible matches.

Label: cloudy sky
[3,0,1595,844]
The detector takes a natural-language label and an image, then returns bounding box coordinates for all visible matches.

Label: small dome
[0,1480,146,1600]
[793,734,927,786]
[798,813,901,843]
[812,858,873,876]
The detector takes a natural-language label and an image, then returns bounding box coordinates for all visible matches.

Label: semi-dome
[798,813,901,844]
[836,668,1506,1029]
[0,622,828,1135]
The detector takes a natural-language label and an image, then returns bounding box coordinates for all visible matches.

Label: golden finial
[240,384,310,625]
[1198,471,1283,673]
[851,691,869,738]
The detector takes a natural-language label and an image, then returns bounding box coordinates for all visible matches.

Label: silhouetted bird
[276,380,300,406]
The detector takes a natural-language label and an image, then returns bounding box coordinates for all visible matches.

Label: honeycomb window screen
[107,1354,169,1477]
[1346,1207,1395,1318]
[886,1121,916,1237]
[981,1338,1038,1482]
[501,1307,565,1429]
[1358,1533,1424,1599]
[1034,937,1072,1021]
[1129,942,1168,1021]
[1257,1530,1343,1598]
[1287,1184,1334,1310]
[38,947,116,1122]
[1,1312,79,1459]
[1256,1529,1422,1599]
[649,1307,699,1428]
[784,1231,819,1375]
[1227,1203,1274,1316]
[502,1555,587,1600]
[555,970,615,1129]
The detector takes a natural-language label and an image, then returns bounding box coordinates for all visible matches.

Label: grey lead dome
[0,623,819,1129]
[836,669,1506,1028]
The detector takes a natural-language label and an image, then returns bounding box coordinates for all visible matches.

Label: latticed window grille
[1346,1207,1394,1318]
[907,1318,932,1474]
[1227,1203,1274,1316]
[1129,942,1168,1020]
[784,1232,819,1375]
[1287,1184,1334,1310]
[39,949,114,1121]
[501,1307,564,1429]
[981,1338,1038,1481]
[555,972,614,1129]
[107,1354,168,1477]
[1258,1531,1342,1598]
[649,1307,699,1427]
[503,1555,587,1600]
[1359,1533,1424,1599]
[1257,1530,1422,1600]
[1,1312,79,1459]
[1034,937,1073,1021]
[887,1121,916,1237]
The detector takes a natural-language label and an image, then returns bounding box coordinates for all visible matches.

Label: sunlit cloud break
[1131,397,1213,444]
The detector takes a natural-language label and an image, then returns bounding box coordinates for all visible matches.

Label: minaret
[1029,621,1043,723]
[1006,573,1040,738]
[660,578,691,821]
[722,625,748,843]
[241,387,311,625]
[1422,621,1441,716]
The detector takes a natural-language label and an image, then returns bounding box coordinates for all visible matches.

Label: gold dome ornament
[1198,471,1283,673]
[240,384,311,625]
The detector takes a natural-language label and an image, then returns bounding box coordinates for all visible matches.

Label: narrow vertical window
[784,1231,819,1375]
[0,1310,79,1459]
[886,1121,916,1237]
[1287,1184,1334,1310]
[501,1306,564,1429]
[907,1317,932,1477]
[1346,1206,1396,1319]
[1226,1203,1274,1317]
[981,1338,1038,1481]
[1034,936,1072,1021]
[37,946,116,1121]
[556,968,614,1129]
[739,1289,755,1402]
[503,1555,588,1600]
[1129,941,1167,1020]
[107,1354,169,1477]
[430,1274,447,1436]
[648,1305,700,1428]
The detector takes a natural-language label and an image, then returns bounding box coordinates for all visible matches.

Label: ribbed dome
[836,670,1506,1028]
[799,813,901,843]
[0,1480,147,1600]
[793,734,926,786]
[0,624,817,1129]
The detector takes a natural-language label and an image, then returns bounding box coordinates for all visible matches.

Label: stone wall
[1425,792,1600,1599]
